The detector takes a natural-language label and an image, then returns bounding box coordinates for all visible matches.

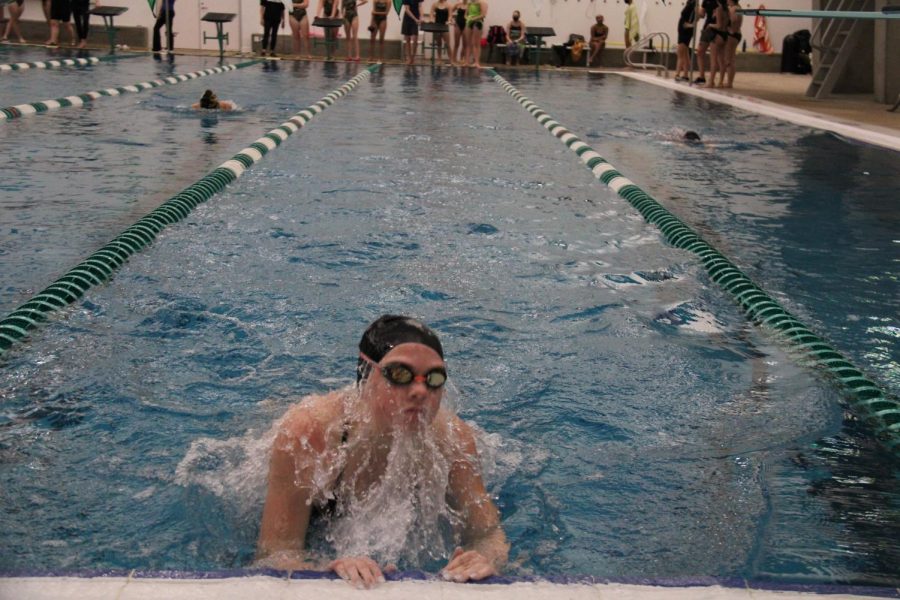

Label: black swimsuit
[434,6,449,24]
[454,7,465,29]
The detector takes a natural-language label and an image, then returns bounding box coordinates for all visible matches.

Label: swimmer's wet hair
[200,89,218,109]
[357,315,444,383]
[684,130,702,142]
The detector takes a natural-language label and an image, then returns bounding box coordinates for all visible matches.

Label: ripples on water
[0,59,898,585]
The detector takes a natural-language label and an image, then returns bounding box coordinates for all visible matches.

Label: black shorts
[467,19,482,30]
[50,0,72,22]
[291,8,307,20]
[677,27,692,46]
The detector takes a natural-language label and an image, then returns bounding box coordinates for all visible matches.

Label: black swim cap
[684,130,701,141]
[357,315,444,382]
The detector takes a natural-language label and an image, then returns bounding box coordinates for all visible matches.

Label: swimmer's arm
[219,100,235,110]
[444,419,509,580]
[256,420,318,570]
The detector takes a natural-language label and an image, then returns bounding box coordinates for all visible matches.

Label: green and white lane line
[0,59,261,122]
[0,52,144,73]
[0,64,380,358]
[487,68,900,457]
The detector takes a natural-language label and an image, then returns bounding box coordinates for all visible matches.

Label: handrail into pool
[486,69,900,459]
[0,52,145,73]
[0,59,262,121]
[0,63,381,359]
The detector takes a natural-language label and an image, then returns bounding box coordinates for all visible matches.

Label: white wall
[18,0,811,52]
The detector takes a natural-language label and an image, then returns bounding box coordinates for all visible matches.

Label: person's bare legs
[5,3,26,42]
[723,37,738,87]
[696,39,708,82]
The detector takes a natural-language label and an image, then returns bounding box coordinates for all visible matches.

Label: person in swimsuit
[463,0,486,67]
[504,11,525,65]
[289,0,310,57]
[450,0,467,65]
[339,0,366,61]
[722,0,743,88]
[588,14,608,67]
[2,0,27,44]
[705,0,728,88]
[368,0,389,61]
[192,89,235,111]
[401,0,423,64]
[256,315,509,587]
[318,0,339,50]
[430,0,452,63]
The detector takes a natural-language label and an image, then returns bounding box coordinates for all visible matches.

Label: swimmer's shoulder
[434,410,479,457]
[278,389,347,450]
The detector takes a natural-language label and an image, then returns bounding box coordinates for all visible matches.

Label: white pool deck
[2,575,899,600]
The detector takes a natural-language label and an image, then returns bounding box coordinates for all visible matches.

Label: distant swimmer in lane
[192,89,235,111]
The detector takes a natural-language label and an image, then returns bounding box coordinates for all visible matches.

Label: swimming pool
[1,49,899,586]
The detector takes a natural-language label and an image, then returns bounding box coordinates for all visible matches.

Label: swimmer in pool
[683,130,702,142]
[256,315,509,587]
[191,89,235,111]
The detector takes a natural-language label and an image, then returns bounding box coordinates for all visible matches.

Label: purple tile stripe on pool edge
[0,570,897,597]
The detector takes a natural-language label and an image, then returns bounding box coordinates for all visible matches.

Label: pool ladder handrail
[623,32,671,77]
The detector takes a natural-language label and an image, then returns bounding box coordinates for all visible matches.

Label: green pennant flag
[393,0,402,14]
[147,0,157,15]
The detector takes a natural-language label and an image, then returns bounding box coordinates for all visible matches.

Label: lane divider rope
[0,59,262,122]
[0,52,144,73]
[0,64,380,358]
[486,68,900,457]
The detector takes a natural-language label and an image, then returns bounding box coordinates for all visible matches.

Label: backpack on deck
[487,25,507,45]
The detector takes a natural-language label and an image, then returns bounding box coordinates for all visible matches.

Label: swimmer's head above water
[357,314,444,383]
[199,89,219,109]
[683,130,702,142]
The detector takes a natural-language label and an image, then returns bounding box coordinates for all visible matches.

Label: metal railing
[623,32,671,76]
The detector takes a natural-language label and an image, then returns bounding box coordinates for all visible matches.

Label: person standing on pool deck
[463,0,486,67]
[401,0,423,65]
[256,315,509,587]
[623,0,638,49]
[289,0,310,57]
[45,0,75,46]
[318,0,339,52]
[151,0,175,52]
[429,0,452,63]
[450,0,467,65]
[260,0,286,56]
[2,0,27,44]
[71,0,94,48]
[367,0,388,60]
[339,0,366,61]
[722,0,742,88]
[693,0,717,84]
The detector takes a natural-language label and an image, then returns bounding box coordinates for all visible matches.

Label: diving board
[739,7,900,19]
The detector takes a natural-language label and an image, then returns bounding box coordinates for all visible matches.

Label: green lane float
[487,69,900,457]
[0,59,262,122]
[0,52,144,73]
[0,64,381,358]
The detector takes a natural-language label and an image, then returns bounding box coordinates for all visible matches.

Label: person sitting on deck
[588,15,608,66]
[255,314,509,587]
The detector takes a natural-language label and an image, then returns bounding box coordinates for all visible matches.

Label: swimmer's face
[364,343,445,430]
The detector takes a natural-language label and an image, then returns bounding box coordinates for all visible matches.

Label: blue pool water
[1,48,899,585]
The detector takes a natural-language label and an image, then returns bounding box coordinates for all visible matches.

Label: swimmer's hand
[328,556,390,588]
[440,546,497,583]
